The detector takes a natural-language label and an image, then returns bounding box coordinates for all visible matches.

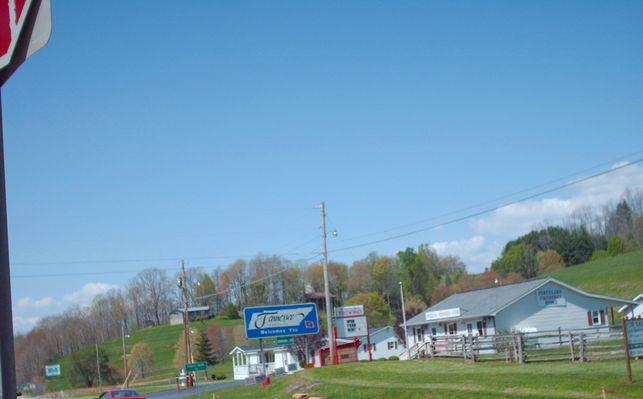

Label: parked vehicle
[97,389,146,399]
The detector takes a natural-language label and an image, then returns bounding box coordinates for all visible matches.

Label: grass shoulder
[194,359,643,399]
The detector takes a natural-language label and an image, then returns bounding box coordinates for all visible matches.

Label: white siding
[357,328,405,361]
[495,281,615,332]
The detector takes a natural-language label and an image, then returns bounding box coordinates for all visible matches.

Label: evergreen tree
[194,329,217,365]
[69,345,114,388]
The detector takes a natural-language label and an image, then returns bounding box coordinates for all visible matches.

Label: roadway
[147,380,244,399]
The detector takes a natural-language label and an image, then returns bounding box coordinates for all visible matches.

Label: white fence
[409,326,625,363]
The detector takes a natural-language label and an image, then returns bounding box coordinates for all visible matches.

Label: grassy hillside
[546,249,643,299]
[50,317,245,391]
[200,359,643,399]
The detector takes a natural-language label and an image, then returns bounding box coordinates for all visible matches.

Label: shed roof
[229,343,287,355]
[405,277,635,327]
[356,326,396,342]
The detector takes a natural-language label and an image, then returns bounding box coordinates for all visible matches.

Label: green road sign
[185,362,207,372]
[276,337,294,345]
[45,364,61,377]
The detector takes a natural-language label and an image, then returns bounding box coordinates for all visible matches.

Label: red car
[97,389,146,399]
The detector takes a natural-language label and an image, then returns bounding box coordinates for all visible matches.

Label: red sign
[0,0,30,68]
[0,0,50,85]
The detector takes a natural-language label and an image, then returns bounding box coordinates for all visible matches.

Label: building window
[363,344,367,351]
[588,310,605,326]
[476,320,487,336]
[372,344,376,351]
[387,341,395,350]
[431,327,437,336]
[264,352,275,363]
[467,323,473,335]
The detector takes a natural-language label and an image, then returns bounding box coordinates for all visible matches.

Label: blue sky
[5,1,643,333]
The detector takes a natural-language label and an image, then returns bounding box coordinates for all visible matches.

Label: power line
[326,158,643,255]
[10,157,643,279]
[12,267,181,279]
[336,150,643,244]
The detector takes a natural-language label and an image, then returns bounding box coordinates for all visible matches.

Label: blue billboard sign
[244,303,319,339]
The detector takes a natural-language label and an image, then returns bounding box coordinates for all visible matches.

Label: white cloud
[63,282,118,305]
[13,316,40,333]
[430,236,503,273]
[17,296,56,309]
[431,235,485,255]
[471,198,574,238]
[471,163,643,239]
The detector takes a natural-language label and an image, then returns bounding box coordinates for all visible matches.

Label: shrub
[591,250,609,262]
[221,303,240,319]
[607,236,625,256]
[388,356,399,361]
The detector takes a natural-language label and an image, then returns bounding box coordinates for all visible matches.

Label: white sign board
[335,316,367,338]
[536,288,566,307]
[243,303,319,339]
[426,307,461,321]
[45,364,61,377]
[626,319,643,357]
[335,305,364,318]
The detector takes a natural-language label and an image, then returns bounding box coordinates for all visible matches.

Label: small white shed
[619,294,643,318]
[229,343,301,381]
[356,326,406,361]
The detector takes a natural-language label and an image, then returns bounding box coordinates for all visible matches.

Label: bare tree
[133,268,175,326]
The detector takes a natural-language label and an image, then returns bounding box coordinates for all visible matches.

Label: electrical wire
[10,157,643,279]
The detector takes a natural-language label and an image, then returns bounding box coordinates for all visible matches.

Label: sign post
[184,362,207,373]
[334,305,370,362]
[243,303,319,381]
[622,317,643,384]
[0,2,51,399]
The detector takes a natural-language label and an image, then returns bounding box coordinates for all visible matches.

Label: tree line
[14,188,642,387]
[491,189,643,278]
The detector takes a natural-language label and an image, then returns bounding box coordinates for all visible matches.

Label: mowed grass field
[547,249,643,299]
[200,359,643,399]
[51,318,245,391]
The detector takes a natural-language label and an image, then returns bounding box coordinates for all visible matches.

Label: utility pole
[95,343,102,388]
[121,322,128,387]
[180,260,192,366]
[399,281,410,359]
[320,202,335,365]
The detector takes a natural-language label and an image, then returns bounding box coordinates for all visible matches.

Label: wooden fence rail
[414,326,626,364]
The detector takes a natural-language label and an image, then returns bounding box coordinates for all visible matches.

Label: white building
[169,306,214,325]
[356,326,406,361]
[619,294,643,319]
[403,277,635,353]
[229,343,301,381]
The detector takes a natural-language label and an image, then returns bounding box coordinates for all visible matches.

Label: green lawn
[547,249,643,299]
[198,359,643,399]
[50,317,244,392]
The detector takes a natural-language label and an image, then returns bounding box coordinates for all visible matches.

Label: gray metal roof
[405,278,548,326]
[405,277,636,327]
[229,343,285,354]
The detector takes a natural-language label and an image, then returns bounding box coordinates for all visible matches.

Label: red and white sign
[335,305,364,318]
[425,307,461,321]
[0,0,50,84]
